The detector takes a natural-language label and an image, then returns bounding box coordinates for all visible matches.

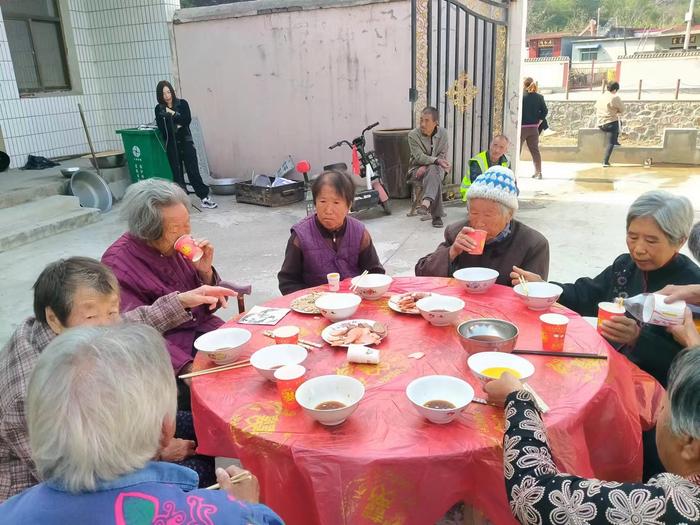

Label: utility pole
[596,8,600,35]
[684,0,696,50]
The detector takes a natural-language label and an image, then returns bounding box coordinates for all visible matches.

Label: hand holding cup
[449,227,479,260]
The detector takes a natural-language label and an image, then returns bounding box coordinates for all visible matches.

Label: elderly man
[0,324,283,524]
[486,346,700,525]
[416,166,549,284]
[460,135,511,201]
[0,257,233,501]
[408,106,450,228]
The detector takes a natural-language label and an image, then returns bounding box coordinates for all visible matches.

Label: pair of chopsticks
[205,470,253,490]
[513,349,607,360]
[261,331,322,350]
[178,359,251,379]
[349,270,368,292]
[517,274,529,295]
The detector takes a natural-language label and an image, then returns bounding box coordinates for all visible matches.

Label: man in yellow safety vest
[460,135,511,201]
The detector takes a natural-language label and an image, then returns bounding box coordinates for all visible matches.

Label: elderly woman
[512,190,700,387]
[102,178,225,378]
[485,347,700,525]
[0,324,283,524]
[415,166,549,284]
[278,170,385,295]
[0,257,232,500]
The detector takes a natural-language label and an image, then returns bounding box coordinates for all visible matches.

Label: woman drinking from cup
[415,166,549,285]
[277,170,385,295]
[511,190,700,387]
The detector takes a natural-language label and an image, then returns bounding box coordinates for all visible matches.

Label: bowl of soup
[467,351,534,385]
[249,344,308,381]
[406,375,474,424]
[415,295,466,326]
[295,375,365,426]
[456,318,519,355]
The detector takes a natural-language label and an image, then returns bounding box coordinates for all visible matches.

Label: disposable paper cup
[466,229,487,255]
[347,344,380,364]
[597,302,625,334]
[643,293,686,327]
[540,313,569,351]
[174,234,203,262]
[275,364,306,411]
[327,272,340,292]
[272,325,300,345]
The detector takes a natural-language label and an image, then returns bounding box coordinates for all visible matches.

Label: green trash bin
[116,128,173,182]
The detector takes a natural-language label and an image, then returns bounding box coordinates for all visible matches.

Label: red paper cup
[597,302,625,334]
[174,234,203,262]
[275,364,306,411]
[272,326,300,345]
[466,229,487,255]
[540,313,569,351]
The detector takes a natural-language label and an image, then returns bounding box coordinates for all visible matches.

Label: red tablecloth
[191,277,663,525]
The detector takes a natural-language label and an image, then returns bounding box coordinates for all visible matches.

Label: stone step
[0,195,101,253]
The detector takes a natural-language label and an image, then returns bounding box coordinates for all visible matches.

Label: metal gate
[411,0,509,184]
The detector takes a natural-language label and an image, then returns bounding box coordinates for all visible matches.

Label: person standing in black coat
[520,78,548,179]
[155,80,217,209]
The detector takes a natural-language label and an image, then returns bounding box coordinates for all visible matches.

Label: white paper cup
[347,344,380,364]
[327,272,340,292]
[643,293,686,326]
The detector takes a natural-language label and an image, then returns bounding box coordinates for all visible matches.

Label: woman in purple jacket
[0,324,282,525]
[277,170,385,295]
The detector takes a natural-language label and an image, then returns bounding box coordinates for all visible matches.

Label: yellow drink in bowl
[481,367,522,379]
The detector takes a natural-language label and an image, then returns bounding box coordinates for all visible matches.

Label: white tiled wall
[0,0,180,168]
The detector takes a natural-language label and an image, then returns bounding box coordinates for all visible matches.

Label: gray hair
[667,346,700,439]
[121,178,189,241]
[689,222,700,261]
[626,191,694,246]
[27,324,176,493]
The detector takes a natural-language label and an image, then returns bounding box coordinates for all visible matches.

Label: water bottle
[621,294,647,323]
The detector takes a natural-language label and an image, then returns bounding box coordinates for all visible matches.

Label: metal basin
[88,151,125,169]
[456,318,519,355]
[209,178,239,195]
[60,167,80,178]
[70,170,113,212]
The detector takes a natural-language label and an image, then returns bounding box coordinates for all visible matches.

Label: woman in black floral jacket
[486,346,700,525]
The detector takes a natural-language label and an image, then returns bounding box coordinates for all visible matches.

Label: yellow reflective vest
[460,151,510,201]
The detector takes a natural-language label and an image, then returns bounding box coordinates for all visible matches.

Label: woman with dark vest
[278,171,385,295]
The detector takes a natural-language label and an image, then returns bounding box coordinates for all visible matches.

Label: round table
[191,277,662,525]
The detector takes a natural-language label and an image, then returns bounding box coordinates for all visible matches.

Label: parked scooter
[326,122,391,215]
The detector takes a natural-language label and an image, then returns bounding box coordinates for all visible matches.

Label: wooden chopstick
[512,349,607,360]
[205,471,253,490]
[178,360,251,379]
[523,383,550,413]
[518,274,529,295]
[350,270,368,292]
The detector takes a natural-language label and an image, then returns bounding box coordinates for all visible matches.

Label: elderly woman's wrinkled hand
[216,465,260,503]
[668,308,700,348]
[178,285,236,311]
[601,315,640,345]
[484,372,523,407]
[192,238,215,284]
[449,227,478,260]
[659,284,700,306]
[159,438,196,462]
[509,266,543,287]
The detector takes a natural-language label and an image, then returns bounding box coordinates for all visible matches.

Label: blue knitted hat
[468,166,519,210]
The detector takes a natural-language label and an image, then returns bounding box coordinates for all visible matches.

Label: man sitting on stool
[407,106,450,228]
[460,135,511,201]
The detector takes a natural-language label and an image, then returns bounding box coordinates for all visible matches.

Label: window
[580,50,598,61]
[538,46,553,58]
[1,0,70,94]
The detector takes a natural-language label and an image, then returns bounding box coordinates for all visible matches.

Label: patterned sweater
[505,390,700,524]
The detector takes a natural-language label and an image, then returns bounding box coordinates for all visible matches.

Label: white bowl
[513,282,563,311]
[453,267,499,294]
[350,274,393,300]
[467,351,535,385]
[194,328,252,365]
[295,375,365,426]
[249,344,308,381]
[415,295,465,326]
[314,293,362,321]
[406,375,474,424]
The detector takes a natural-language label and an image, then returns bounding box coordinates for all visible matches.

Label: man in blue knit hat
[416,166,549,284]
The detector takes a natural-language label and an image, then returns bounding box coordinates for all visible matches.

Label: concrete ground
[2,160,700,347]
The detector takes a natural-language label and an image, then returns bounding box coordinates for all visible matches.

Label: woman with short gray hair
[483,346,700,525]
[513,190,700,387]
[0,324,282,524]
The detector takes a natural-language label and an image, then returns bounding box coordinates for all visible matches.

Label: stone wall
[541,101,700,146]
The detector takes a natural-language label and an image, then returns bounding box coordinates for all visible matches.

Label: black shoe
[416,204,429,215]
[602,163,611,168]
[432,217,444,228]
[614,141,621,146]
[532,172,542,179]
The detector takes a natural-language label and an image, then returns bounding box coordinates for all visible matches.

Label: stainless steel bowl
[456,318,519,355]
[60,167,80,178]
[209,178,239,195]
[70,170,113,212]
